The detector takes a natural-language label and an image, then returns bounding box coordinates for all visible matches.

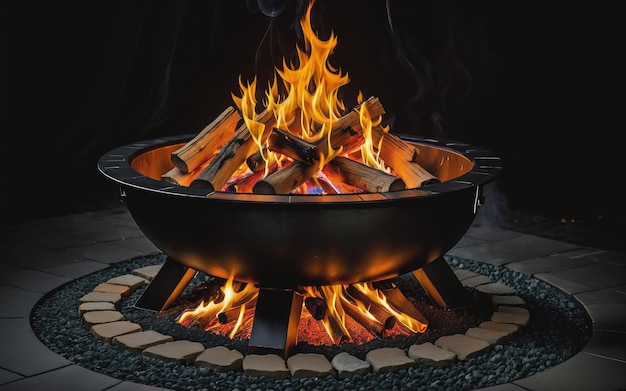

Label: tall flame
[232,0,382,181]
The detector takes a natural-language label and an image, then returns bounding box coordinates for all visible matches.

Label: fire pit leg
[134,257,197,312]
[248,288,303,359]
[412,256,473,310]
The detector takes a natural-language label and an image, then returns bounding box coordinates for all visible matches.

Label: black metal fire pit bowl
[97,134,501,289]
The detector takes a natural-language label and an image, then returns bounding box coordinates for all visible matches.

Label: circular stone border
[31,253,593,391]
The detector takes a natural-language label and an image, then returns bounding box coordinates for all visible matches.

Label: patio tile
[115,237,160,254]
[0,318,71,377]
[34,216,142,242]
[0,269,71,294]
[3,248,92,270]
[0,364,121,391]
[0,262,26,274]
[452,235,486,248]
[447,234,581,266]
[536,263,626,295]
[64,242,145,264]
[513,352,626,391]
[0,239,44,259]
[2,224,95,250]
[0,286,43,318]
[464,225,523,242]
[583,330,626,362]
[42,260,110,279]
[106,381,172,390]
[574,285,626,305]
[583,302,626,332]
[506,251,602,275]
[0,368,23,386]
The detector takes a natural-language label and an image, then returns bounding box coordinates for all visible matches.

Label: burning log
[345,285,397,330]
[304,296,327,320]
[252,97,383,194]
[325,156,406,193]
[171,106,242,173]
[181,281,257,330]
[247,124,362,174]
[268,127,318,164]
[373,280,428,333]
[341,299,386,339]
[217,297,258,324]
[249,126,363,193]
[252,160,318,194]
[360,124,440,188]
[225,168,272,193]
[246,147,268,172]
[162,158,214,187]
[190,108,276,191]
[322,312,352,345]
[161,167,191,186]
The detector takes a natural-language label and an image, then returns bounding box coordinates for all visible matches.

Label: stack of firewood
[162,96,439,194]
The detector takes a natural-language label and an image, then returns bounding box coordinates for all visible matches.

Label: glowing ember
[177,279,424,346]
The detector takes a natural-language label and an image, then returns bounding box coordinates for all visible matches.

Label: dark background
[1,1,623,245]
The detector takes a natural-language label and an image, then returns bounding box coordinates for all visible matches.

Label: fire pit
[96,0,501,357]
[98,133,500,356]
[98,134,499,289]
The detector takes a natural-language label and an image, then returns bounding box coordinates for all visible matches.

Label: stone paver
[466,327,510,345]
[492,295,526,306]
[90,320,142,342]
[82,310,125,328]
[112,330,173,353]
[478,321,519,335]
[476,282,517,295]
[142,340,205,364]
[435,334,491,360]
[78,301,116,314]
[453,269,480,280]
[287,353,335,378]
[195,346,244,372]
[491,310,529,326]
[105,274,147,291]
[462,275,493,288]
[331,352,370,378]
[132,264,162,281]
[366,347,415,373]
[242,354,290,379]
[78,291,122,307]
[408,342,456,367]
[497,305,530,316]
[93,283,131,297]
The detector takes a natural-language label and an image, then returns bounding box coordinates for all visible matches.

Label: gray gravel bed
[31,253,592,391]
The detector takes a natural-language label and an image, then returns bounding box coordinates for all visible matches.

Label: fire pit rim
[97,133,501,204]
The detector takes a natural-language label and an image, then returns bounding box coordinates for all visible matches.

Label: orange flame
[232,0,381,180]
[351,282,428,333]
[177,273,258,336]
